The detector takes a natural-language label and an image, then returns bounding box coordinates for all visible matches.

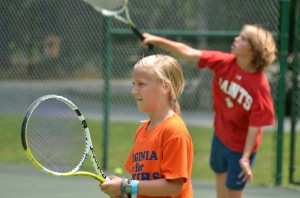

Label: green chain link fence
[1,0,298,186]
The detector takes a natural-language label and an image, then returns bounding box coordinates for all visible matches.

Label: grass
[1,113,299,188]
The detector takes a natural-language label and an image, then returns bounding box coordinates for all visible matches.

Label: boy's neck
[236,57,257,73]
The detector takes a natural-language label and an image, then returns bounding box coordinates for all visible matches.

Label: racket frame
[21,95,107,183]
[83,0,153,48]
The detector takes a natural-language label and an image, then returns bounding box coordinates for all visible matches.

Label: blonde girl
[100,54,194,198]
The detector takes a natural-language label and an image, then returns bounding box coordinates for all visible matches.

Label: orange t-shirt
[124,113,193,198]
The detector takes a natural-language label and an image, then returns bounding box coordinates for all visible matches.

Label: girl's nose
[131,86,138,95]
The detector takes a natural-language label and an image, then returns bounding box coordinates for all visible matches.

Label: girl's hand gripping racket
[83,0,153,49]
[21,95,109,183]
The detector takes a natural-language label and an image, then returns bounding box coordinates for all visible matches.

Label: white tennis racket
[21,95,109,183]
[83,0,153,49]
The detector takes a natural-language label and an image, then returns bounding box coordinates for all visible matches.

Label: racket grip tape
[131,26,153,50]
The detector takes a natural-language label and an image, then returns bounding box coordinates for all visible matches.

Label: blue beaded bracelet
[131,180,139,197]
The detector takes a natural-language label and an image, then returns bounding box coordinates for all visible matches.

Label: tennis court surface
[1,164,299,198]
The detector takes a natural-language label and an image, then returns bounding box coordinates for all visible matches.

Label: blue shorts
[210,133,256,190]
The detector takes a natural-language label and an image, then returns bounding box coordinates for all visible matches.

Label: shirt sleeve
[249,78,275,127]
[160,131,192,182]
[198,50,235,73]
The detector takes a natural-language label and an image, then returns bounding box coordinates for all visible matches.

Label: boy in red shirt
[141,24,276,198]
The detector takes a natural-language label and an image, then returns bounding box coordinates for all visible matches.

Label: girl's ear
[162,81,171,93]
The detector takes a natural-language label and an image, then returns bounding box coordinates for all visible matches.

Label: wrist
[239,158,250,163]
[120,178,139,197]
[121,178,131,196]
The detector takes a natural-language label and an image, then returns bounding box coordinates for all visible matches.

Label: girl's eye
[132,82,144,86]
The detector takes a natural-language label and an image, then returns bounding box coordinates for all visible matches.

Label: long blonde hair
[134,54,184,115]
[242,24,277,70]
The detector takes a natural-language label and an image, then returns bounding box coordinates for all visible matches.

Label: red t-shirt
[124,113,193,198]
[198,50,275,153]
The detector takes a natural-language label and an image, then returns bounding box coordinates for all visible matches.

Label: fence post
[102,17,113,170]
[289,0,300,185]
[276,0,291,185]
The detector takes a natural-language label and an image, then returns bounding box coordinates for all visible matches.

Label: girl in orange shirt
[100,54,194,198]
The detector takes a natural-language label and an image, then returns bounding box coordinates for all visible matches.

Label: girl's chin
[137,106,145,112]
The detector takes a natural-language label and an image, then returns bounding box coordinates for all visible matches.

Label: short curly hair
[242,24,277,70]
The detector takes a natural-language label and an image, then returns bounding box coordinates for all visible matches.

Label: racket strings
[27,100,86,173]
[29,119,82,172]
[29,125,78,172]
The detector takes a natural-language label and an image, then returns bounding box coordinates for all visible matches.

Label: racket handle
[131,26,153,50]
